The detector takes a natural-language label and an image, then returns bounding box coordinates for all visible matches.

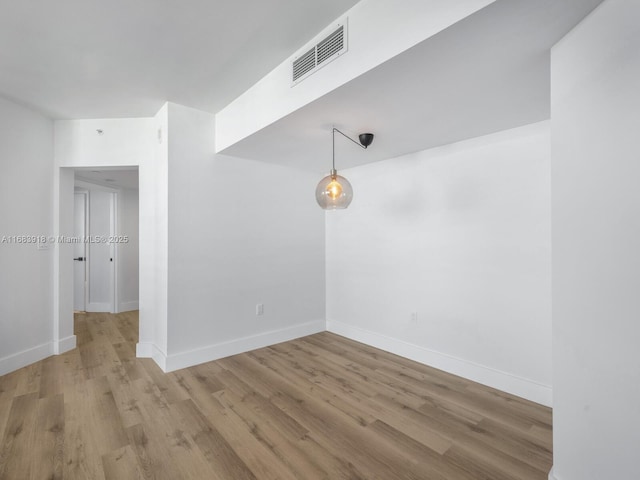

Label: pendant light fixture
[315,128,374,210]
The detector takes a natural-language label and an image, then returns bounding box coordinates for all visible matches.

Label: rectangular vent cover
[292,22,347,86]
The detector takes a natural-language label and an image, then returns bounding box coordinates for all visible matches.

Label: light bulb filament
[327,177,343,199]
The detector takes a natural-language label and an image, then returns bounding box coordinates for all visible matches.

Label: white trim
[75,178,121,193]
[152,345,167,371]
[327,320,552,407]
[73,190,89,312]
[548,467,558,480]
[110,191,118,314]
[0,335,78,376]
[54,335,77,355]
[119,301,139,312]
[136,342,154,357]
[163,319,326,372]
[0,342,53,376]
[86,302,112,312]
[135,342,167,371]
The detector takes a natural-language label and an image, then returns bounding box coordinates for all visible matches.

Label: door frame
[73,189,89,312]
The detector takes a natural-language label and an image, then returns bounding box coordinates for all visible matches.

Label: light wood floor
[0,312,552,479]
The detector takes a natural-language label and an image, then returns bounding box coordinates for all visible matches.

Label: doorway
[72,168,139,317]
[54,162,149,358]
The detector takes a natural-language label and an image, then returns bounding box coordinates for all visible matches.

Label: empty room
[0,1,638,479]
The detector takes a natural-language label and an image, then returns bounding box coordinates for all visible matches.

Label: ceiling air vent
[292,47,316,82]
[292,21,347,86]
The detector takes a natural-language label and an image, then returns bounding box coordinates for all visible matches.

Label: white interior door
[87,190,116,312]
[73,192,87,311]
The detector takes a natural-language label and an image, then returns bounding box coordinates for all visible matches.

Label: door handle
[73,257,85,261]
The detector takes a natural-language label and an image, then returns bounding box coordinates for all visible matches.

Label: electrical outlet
[411,311,418,323]
[256,303,264,316]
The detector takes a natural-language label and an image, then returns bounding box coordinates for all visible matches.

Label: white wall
[165,103,326,371]
[54,118,154,167]
[550,1,640,478]
[138,104,169,365]
[327,121,552,405]
[0,97,55,375]
[118,187,139,312]
[215,0,494,152]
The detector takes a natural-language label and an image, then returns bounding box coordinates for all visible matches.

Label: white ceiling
[75,167,139,189]
[0,0,358,119]
[220,0,603,173]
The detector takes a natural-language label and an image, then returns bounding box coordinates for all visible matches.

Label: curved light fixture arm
[332,127,373,172]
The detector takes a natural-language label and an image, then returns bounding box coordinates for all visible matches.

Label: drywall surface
[166,103,325,371]
[550,0,640,478]
[54,118,154,167]
[326,121,552,405]
[119,187,139,312]
[136,104,169,365]
[0,98,55,375]
[215,0,494,152]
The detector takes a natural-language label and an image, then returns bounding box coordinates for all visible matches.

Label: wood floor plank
[113,312,139,344]
[215,387,367,480]
[0,313,553,479]
[105,375,147,429]
[458,417,553,473]
[226,352,376,427]
[102,445,146,480]
[63,376,127,480]
[0,393,38,479]
[125,424,156,480]
[38,355,64,399]
[246,347,375,429]
[14,363,43,396]
[269,386,430,480]
[128,400,215,480]
[0,372,19,445]
[113,342,145,382]
[31,394,65,480]
[529,423,554,451]
[194,389,300,480]
[249,347,454,454]
[171,398,257,480]
[138,359,190,406]
[367,419,478,480]
[444,442,548,480]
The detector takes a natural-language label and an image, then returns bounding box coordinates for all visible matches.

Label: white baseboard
[164,319,326,373]
[152,345,167,371]
[136,342,167,371]
[119,301,139,312]
[136,342,153,358]
[87,302,111,313]
[0,341,53,376]
[548,467,557,480]
[327,320,552,407]
[54,335,77,354]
